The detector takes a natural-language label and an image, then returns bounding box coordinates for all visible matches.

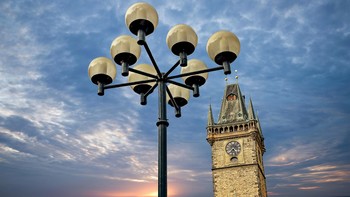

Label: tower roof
[217,83,248,124]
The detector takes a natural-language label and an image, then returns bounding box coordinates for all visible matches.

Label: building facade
[206,83,267,197]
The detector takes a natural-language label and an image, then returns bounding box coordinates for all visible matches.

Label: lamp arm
[140,83,158,105]
[163,60,180,78]
[129,67,158,79]
[167,80,193,91]
[165,86,181,117]
[104,79,157,89]
[144,83,159,98]
[143,41,162,77]
[167,66,224,80]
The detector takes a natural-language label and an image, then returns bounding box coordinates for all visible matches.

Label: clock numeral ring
[225,141,241,156]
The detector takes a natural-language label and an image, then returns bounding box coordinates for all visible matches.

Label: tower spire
[217,82,248,124]
[236,83,247,119]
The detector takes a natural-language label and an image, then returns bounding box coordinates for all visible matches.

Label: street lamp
[88,2,240,197]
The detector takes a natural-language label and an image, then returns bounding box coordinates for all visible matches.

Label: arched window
[226,93,237,101]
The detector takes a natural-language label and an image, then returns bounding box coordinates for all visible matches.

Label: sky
[0,0,349,197]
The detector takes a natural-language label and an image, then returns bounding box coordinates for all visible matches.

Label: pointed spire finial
[235,69,239,84]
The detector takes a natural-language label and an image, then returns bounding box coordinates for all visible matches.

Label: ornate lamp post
[88,2,240,197]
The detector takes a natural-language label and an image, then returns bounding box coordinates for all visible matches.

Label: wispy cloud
[293,164,350,184]
[298,186,320,190]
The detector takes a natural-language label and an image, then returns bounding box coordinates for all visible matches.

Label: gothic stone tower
[206,83,267,197]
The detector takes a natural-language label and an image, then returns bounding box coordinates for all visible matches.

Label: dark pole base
[157,80,168,197]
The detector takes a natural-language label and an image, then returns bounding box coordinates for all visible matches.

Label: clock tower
[207,83,267,197]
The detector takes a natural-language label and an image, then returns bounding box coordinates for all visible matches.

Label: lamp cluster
[87,2,241,196]
[88,2,240,116]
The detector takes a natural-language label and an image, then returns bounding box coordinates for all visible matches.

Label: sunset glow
[96,184,178,197]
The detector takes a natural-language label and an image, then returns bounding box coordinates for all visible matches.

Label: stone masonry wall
[213,165,260,197]
[211,134,266,197]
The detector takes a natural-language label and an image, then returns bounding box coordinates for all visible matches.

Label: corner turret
[207,104,215,126]
[248,97,256,120]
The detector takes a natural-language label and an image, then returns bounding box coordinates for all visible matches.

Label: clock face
[225,141,241,156]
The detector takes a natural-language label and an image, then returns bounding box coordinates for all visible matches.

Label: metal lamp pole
[88,2,241,197]
[158,78,168,196]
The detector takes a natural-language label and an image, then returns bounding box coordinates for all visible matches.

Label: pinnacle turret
[248,97,256,120]
[207,104,215,126]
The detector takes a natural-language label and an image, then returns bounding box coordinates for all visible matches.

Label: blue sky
[0,0,349,197]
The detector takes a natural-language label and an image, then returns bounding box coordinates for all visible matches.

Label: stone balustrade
[207,119,258,134]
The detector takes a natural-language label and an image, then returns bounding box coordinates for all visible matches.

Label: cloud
[168,168,211,182]
[266,139,327,167]
[293,164,350,184]
[0,143,35,159]
[298,186,320,190]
